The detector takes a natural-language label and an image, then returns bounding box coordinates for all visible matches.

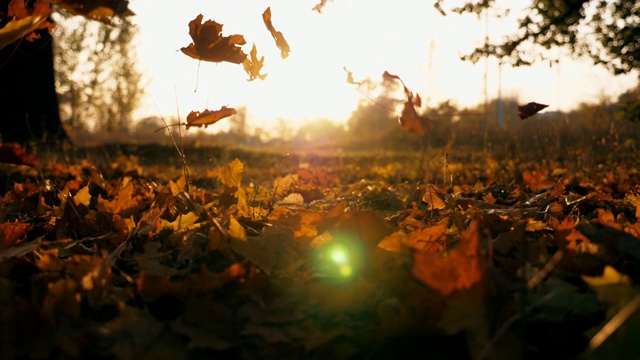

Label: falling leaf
[382,71,430,134]
[186,106,237,128]
[0,143,38,167]
[243,43,268,81]
[262,7,290,59]
[343,66,361,85]
[181,14,247,64]
[413,219,484,296]
[518,102,548,120]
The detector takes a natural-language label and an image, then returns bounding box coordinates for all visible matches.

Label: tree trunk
[0,4,69,147]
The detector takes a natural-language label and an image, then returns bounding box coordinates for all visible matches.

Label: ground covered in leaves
[1,143,639,359]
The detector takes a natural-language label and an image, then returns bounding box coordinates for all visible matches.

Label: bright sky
[129,0,638,133]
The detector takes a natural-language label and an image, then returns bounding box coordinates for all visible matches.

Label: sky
[128,0,638,133]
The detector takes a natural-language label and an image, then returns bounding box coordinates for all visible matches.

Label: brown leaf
[413,219,484,296]
[382,71,430,134]
[518,102,548,120]
[181,14,247,64]
[186,106,237,128]
[242,43,268,81]
[262,7,290,59]
[0,143,38,167]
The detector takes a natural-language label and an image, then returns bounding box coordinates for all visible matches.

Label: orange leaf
[181,14,247,64]
[262,7,290,59]
[0,221,32,248]
[243,43,268,81]
[7,0,54,41]
[186,106,237,128]
[0,143,38,167]
[413,219,484,296]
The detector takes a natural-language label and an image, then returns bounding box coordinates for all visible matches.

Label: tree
[0,0,135,146]
[450,0,639,76]
[0,0,68,146]
[54,12,143,134]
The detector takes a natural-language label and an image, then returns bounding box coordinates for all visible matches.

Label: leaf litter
[0,143,639,359]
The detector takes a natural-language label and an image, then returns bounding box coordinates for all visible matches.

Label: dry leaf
[243,43,268,81]
[181,14,247,64]
[0,143,38,167]
[343,66,361,85]
[262,7,290,59]
[413,219,484,296]
[382,71,430,134]
[186,107,237,128]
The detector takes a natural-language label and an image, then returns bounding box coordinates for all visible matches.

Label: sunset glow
[129,0,638,132]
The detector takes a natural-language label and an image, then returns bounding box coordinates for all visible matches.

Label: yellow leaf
[378,231,407,253]
[73,186,91,207]
[262,7,290,59]
[161,212,200,231]
[229,216,247,241]
[218,158,243,188]
[243,43,268,81]
[582,266,630,287]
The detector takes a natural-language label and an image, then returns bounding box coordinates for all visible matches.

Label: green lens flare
[329,247,348,265]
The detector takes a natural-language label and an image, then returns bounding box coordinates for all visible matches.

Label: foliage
[451,0,640,75]
[1,135,640,358]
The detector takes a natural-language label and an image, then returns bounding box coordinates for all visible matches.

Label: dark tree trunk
[0,3,69,146]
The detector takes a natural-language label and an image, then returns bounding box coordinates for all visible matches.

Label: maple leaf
[382,71,430,134]
[186,106,237,128]
[413,219,484,296]
[4,0,54,44]
[243,43,268,81]
[50,0,134,22]
[181,14,247,64]
[343,66,361,85]
[518,102,548,120]
[262,7,290,59]
[0,143,38,166]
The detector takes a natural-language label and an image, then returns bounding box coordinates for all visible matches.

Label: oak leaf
[262,7,290,59]
[181,14,247,64]
[243,43,268,81]
[186,106,237,128]
[518,102,548,120]
[413,219,484,296]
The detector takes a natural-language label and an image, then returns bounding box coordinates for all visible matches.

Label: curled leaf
[383,71,430,134]
[186,106,237,128]
[262,7,290,59]
[181,14,247,64]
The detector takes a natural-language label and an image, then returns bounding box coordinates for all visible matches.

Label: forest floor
[1,141,639,359]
